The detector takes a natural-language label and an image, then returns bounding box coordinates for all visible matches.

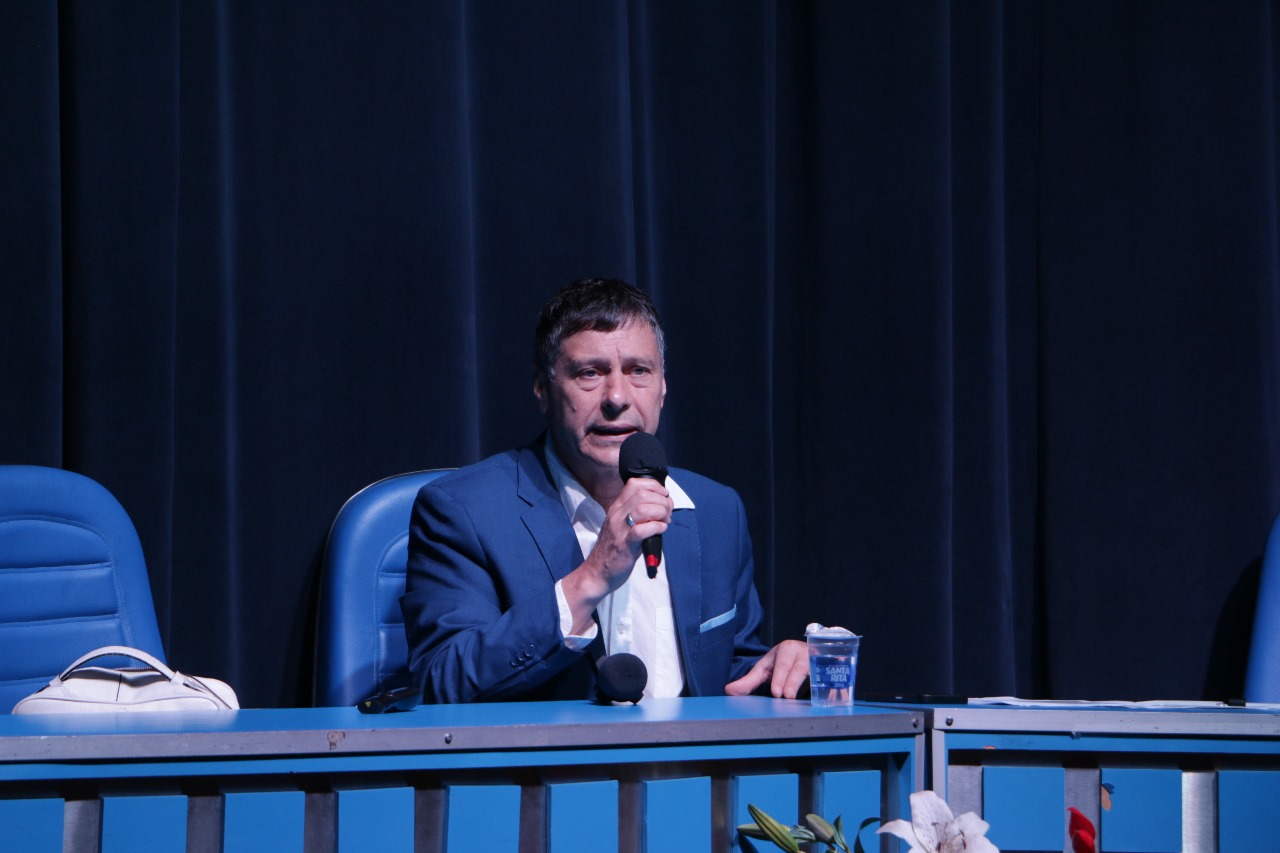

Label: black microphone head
[595,653,648,704]
[619,432,668,483]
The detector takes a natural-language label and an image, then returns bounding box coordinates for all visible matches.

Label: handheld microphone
[618,432,668,579]
[594,652,648,704]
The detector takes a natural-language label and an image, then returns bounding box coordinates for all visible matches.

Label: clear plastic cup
[805,625,860,708]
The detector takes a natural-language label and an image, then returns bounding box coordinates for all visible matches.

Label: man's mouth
[589,425,640,439]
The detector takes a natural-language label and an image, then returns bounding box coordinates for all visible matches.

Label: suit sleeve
[400,483,587,703]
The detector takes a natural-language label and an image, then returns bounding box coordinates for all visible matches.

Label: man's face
[535,321,667,490]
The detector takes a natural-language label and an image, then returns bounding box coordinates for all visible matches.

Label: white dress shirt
[546,439,694,699]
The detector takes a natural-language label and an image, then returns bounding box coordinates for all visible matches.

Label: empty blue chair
[0,465,165,712]
[1246,509,1280,702]
[314,469,452,707]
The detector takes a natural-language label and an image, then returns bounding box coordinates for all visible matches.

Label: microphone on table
[594,652,648,704]
[618,432,668,579]
[356,685,421,714]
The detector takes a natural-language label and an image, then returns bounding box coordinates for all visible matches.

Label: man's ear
[533,373,549,414]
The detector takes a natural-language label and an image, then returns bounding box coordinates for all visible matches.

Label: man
[401,278,807,702]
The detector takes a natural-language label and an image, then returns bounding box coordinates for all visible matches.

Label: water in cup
[805,624,860,708]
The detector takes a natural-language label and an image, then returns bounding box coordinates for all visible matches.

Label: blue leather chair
[314,469,452,707]
[1246,508,1280,702]
[0,465,166,712]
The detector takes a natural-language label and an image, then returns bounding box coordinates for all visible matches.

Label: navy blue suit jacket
[401,439,770,702]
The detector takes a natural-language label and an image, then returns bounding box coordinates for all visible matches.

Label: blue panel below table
[102,794,188,853]
[1218,770,1280,851]
[0,797,62,852]
[446,784,521,852]
[644,776,710,852]
[1100,768,1181,852]
[338,787,414,853]
[224,791,306,853]
[983,766,1064,851]
[549,779,618,853]
[735,772,799,842]
[817,770,881,846]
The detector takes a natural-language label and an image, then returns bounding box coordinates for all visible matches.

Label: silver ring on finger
[625,513,636,528]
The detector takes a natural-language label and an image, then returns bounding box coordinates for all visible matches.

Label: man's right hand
[559,477,672,633]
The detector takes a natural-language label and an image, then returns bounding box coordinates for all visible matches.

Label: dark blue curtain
[3,1,1277,707]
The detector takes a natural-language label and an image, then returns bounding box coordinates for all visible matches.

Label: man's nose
[601,373,630,415]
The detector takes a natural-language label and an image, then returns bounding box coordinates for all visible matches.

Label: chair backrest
[0,465,165,712]
[314,469,452,707]
[1246,508,1280,702]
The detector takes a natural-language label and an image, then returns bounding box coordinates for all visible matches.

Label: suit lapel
[516,443,584,583]
[665,506,702,685]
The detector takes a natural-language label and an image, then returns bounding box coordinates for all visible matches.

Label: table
[0,696,922,853]
[923,703,1280,853]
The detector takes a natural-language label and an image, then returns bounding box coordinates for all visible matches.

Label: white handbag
[12,645,239,714]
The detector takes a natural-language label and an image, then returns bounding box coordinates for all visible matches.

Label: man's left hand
[724,639,809,699]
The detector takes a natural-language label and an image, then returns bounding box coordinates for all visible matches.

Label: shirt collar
[544,435,694,526]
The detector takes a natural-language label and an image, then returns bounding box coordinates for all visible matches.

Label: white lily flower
[878,790,999,853]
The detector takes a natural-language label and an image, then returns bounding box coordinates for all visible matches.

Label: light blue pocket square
[699,606,736,633]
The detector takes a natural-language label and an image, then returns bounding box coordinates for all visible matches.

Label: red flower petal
[1070,827,1097,853]
[1068,807,1095,835]
[1067,808,1097,853]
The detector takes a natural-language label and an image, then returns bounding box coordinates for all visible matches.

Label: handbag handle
[58,645,236,710]
[59,645,176,681]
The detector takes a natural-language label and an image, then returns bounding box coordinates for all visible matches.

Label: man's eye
[577,369,600,379]
[630,367,649,376]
